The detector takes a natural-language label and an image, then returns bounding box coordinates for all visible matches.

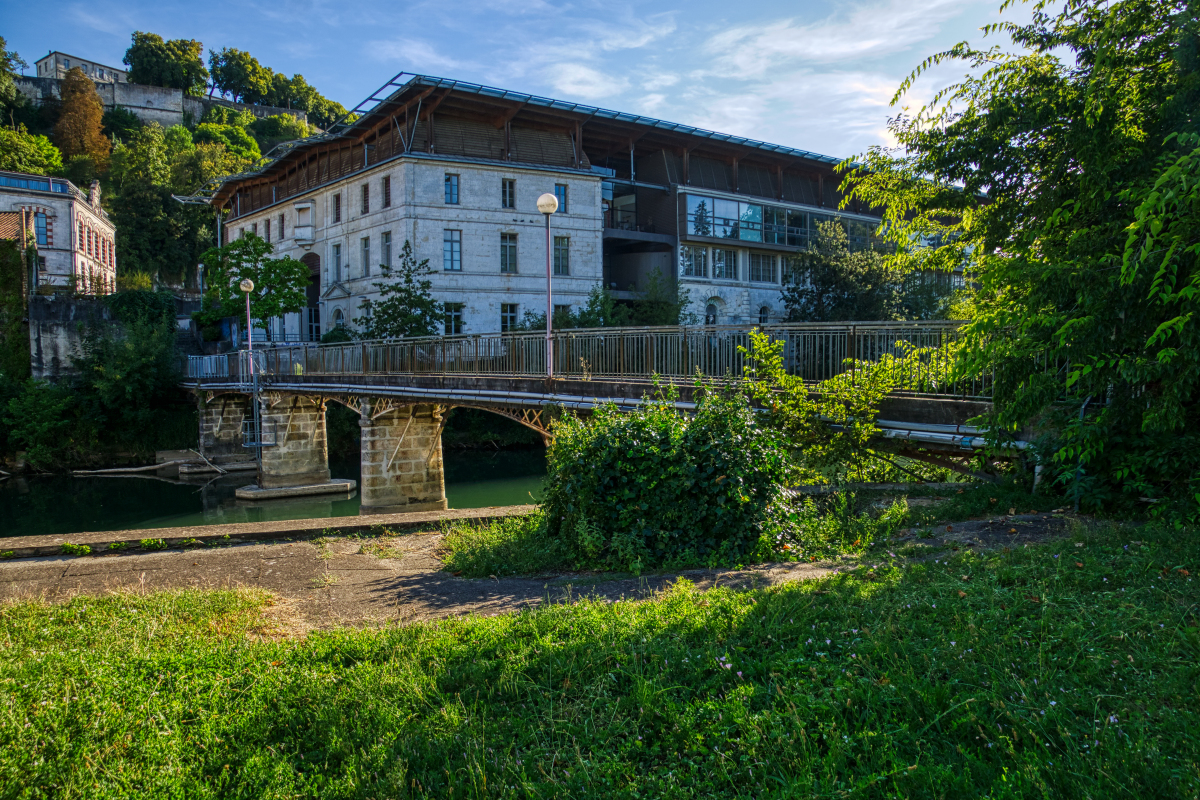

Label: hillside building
[0,171,116,295]
[202,73,884,339]
[34,52,126,83]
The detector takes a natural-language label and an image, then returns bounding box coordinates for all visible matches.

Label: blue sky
[3,0,1022,159]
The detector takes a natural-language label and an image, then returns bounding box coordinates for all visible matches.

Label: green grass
[441,510,572,577]
[2,521,1198,797]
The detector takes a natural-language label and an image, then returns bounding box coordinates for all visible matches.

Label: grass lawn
[2,521,1198,798]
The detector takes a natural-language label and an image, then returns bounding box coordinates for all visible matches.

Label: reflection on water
[0,449,545,538]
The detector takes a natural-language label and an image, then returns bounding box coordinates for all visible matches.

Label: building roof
[197,72,851,208]
[0,212,30,244]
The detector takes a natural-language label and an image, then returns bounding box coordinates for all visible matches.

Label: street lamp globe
[536,193,559,215]
[239,278,255,293]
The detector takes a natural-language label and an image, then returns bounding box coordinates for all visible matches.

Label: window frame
[443,229,462,272]
[712,248,738,280]
[382,176,391,208]
[444,302,465,335]
[502,179,516,209]
[360,236,371,278]
[554,183,568,213]
[680,245,708,278]
[332,193,341,223]
[749,253,776,283]
[34,213,47,246]
[381,231,392,269]
[552,236,570,276]
[500,303,519,332]
[500,232,518,274]
[444,173,460,205]
[332,243,342,282]
[361,183,370,215]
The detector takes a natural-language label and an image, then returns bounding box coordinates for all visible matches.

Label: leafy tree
[100,105,142,141]
[355,240,442,339]
[0,125,62,174]
[53,68,110,172]
[109,182,210,285]
[207,48,268,102]
[109,122,170,189]
[782,221,903,321]
[249,113,310,150]
[169,141,251,194]
[195,234,309,327]
[623,268,696,326]
[0,241,32,383]
[123,32,209,96]
[841,0,1200,517]
[0,35,27,108]
[192,108,262,162]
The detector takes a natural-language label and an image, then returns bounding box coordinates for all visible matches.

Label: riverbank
[0,517,1194,798]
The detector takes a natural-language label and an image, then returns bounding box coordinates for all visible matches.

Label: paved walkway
[0,511,1077,631]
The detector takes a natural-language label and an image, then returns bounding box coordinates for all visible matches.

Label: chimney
[89,180,101,208]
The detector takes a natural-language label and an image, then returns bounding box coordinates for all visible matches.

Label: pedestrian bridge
[182,322,994,513]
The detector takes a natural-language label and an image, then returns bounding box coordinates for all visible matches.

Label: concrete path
[0,511,1077,631]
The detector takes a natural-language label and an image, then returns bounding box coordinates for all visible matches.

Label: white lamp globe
[536,193,559,215]
[239,278,255,293]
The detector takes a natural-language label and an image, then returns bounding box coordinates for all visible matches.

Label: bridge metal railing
[186,321,989,398]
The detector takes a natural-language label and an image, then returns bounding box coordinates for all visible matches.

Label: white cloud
[705,0,978,76]
[546,63,629,99]
[367,37,463,73]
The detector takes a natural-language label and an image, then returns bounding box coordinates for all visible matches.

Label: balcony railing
[187,321,988,398]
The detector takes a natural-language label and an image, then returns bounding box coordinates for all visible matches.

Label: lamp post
[536,192,559,379]
[240,277,262,478]
[240,278,255,377]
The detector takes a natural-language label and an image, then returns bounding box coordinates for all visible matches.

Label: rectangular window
[687,195,714,236]
[712,248,737,280]
[251,222,258,238]
[264,219,271,243]
[500,303,519,332]
[443,230,462,271]
[332,243,342,282]
[680,245,707,278]
[502,179,515,209]
[444,302,464,335]
[332,193,341,223]
[34,213,47,246]
[444,174,459,204]
[279,213,285,240]
[361,184,370,215]
[382,176,391,208]
[553,236,569,276]
[360,236,370,278]
[500,233,518,274]
[381,231,392,269]
[554,183,568,213]
[749,253,776,283]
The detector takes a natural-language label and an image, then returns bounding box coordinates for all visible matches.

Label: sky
[3,0,1025,160]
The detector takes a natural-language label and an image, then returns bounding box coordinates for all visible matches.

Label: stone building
[0,170,116,294]
[34,51,126,83]
[203,74,885,337]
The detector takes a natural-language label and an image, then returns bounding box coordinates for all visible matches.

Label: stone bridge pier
[358,401,447,514]
[258,394,333,489]
[198,394,248,459]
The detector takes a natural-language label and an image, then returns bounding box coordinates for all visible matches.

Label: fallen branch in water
[72,459,197,476]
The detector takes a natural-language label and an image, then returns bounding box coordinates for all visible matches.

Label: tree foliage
[355,240,443,339]
[207,48,347,128]
[195,234,309,326]
[0,125,62,175]
[782,221,956,322]
[53,68,110,172]
[544,387,793,573]
[0,35,26,107]
[123,32,209,96]
[841,0,1200,518]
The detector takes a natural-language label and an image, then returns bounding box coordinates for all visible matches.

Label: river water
[0,449,546,538]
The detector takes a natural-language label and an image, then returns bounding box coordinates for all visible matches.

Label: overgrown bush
[544,387,792,572]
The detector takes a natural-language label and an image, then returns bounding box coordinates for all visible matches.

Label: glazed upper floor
[209,73,881,233]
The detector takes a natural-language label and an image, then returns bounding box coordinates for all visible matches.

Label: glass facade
[685,193,881,250]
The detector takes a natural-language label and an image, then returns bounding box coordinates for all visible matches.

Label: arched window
[759,306,770,325]
[333,308,346,329]
[705,303,718,325]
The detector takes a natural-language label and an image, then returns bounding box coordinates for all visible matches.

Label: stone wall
[28,294,111,381]
[359,402,448,514]
[14,77,307,129]
[198,394,248,460]
[258,394,330,489]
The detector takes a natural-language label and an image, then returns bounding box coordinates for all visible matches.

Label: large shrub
[543,389,792,572]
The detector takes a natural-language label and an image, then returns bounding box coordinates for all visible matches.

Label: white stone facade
[0,172,116,294]
[230,156,602,339]
[35,52,126,83]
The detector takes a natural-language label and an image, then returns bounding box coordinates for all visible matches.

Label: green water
[0,449,545,538]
